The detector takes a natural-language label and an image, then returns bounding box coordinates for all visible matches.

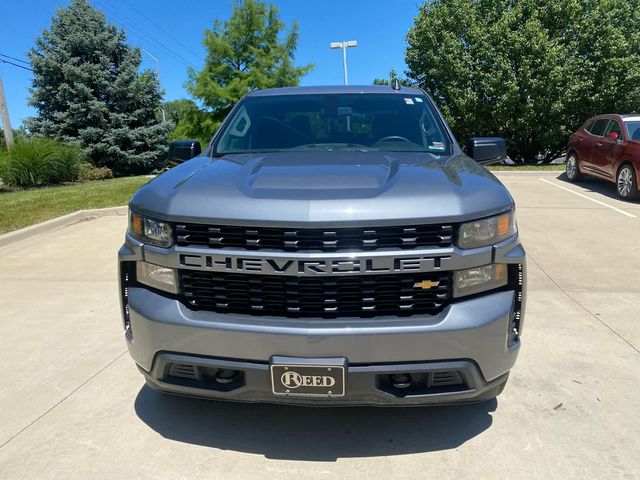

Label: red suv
[566,114,640,200]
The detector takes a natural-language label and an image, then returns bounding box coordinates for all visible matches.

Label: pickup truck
[119,85,526,405]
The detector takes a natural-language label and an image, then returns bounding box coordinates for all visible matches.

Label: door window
[588,119,610,137]
[604,120,622,139]
[584,120,595,132]
[625,121,640,141]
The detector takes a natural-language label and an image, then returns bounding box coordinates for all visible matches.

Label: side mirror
[466,137,508,165]
[168,140,202,164]
[606,131,619,140]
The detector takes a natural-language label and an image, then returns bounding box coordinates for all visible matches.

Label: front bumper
[142,353,510,406]
[124,285,520,405]
[119,231,525,406]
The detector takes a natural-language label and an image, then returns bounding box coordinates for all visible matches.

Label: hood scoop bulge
[246,152,399,191]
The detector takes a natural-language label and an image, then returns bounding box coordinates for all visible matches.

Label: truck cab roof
[245,85,424,97]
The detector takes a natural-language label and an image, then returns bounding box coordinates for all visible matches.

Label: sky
[0,0,422,128]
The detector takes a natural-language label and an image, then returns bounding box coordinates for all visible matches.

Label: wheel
[566,153,583,181]
[616,164,639,200]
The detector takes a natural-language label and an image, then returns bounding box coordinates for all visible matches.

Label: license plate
[270,360,346,397]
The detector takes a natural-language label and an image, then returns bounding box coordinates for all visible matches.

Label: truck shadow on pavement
[134,385,496,461]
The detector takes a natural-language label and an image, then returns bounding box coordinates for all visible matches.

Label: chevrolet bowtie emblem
[413,280,440,289]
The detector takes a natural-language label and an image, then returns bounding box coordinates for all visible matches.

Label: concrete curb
[0,206,128,248]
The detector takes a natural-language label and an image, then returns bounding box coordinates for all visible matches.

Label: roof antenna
[391,78,401,91]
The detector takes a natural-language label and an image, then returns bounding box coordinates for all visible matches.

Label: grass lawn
[0,176,151,235]
[488,163,565,171]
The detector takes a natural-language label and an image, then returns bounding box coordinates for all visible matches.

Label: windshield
[214,93,452,155]
[625,120,640,141]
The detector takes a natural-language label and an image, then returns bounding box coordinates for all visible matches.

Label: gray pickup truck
[119,85,526,406]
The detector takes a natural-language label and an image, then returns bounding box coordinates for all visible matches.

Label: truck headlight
[453,264,508,298]
[136,261,178,294]
[128,211,174,247]
[457,211,516,249]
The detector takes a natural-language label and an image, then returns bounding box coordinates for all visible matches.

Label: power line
[108,13,194,68]
[0,59,33,72]
[0,53,31,65]
[93,0,196,69]
[117,0,205,63]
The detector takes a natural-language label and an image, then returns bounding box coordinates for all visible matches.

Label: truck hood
[130,151,514,225]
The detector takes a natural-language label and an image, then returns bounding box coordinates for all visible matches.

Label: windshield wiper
[213,149,285,157]
[292,143,374,151]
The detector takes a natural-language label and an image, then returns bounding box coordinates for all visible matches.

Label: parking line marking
[538,178,637,218]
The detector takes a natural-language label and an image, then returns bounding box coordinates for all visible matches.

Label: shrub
[0,154,9,189]
[0,138,83,188]
[77,162,113,181]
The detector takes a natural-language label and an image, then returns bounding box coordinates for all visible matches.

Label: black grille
[431,371,464,387]
[179,271,452,318]
[175,223,454,252]
[168,363,200,381]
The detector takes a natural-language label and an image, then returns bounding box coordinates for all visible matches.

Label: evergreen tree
[26,0,170,175]
[179,0,313,141]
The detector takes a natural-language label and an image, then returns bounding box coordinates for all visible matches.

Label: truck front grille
[179,271,452,318]
[175,223,454,252]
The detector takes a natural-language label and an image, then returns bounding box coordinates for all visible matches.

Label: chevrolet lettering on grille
[179,253,452,276]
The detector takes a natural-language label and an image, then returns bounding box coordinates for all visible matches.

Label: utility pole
[142,48,166,122]
[0,72,14,149]
[330,40,358,85]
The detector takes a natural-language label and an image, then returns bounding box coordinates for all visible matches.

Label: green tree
[406,0,640,163]
[373,69,412,86]
[179,0,313,141]
[161,99,212,147]
[26,0,171,175]
[162,99,196,126]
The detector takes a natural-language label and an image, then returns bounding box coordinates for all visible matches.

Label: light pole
[142,48,166,122]
[330,40,357,85]
[0,72,14,149]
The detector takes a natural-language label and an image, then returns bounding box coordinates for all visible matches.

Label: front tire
[566,153,583,181]
[616,164,638,200]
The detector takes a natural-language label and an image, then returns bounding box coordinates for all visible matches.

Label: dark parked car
[566,114,640,199]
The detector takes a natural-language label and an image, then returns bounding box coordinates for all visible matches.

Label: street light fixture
[330,40,357,85]
[142,48,166,122]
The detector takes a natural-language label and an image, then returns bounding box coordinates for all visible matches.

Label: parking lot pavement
[0,171,639,480]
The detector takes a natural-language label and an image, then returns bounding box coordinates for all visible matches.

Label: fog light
[391,373,412,389]
[453,264,508,297]
[136,261,178,294]
[216,369,238,384]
